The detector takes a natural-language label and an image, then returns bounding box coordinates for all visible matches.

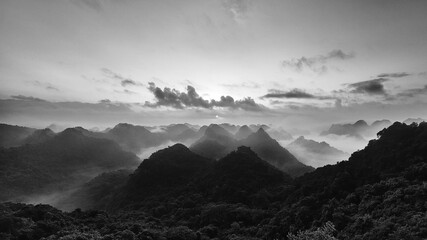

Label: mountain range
[191,125,313,177]
[1,121,426,240]
[0,127,139,202]
[320,119,392,139]
[287,136,349,167]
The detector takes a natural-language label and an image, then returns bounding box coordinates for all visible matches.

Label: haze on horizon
[1,0,427,129]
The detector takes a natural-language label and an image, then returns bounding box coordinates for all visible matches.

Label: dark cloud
[101,68,143,87]
[397,85,427,98]
[261,89,334,100]
[262,89,315,99]
[348,78,389,95]
[282,49,354,73]
[377,72,411,78]
[121,79,138,87]
[99,99,111,104]
[145,82,265,111]
[11,95,47,102]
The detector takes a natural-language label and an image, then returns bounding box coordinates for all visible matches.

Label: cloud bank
[261,89,334,100]
[348,78,389,95]
[144,82,265,111]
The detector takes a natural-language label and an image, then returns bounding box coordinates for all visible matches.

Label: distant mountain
[22,128,55,145]
[369,119,392,135]
[248,124,269,132]
[287,136,348,167]
[321,120,368,138]
[218,123,240,134]
[106,123,164,153]
[265,127,293,140]
[161,123,192,136]
[172,128,198,142]
[403,117,425,125]
[191,125,311,176]
[197,125,208,136]
[0,123,36,148]
[321,119,392,139]
[0,128,139,202]
[160,124,199,142]
[234,125,253,140]
[240,128,313,177]
[46,123,68,132]
[288,136,347,156]
[190,124,236,159]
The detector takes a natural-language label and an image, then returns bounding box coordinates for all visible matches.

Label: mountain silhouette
[169,127,198,142]
[190,124,237,159]
[218,123,240,134]
[234,125,253,140]
[321,120,369,138]
[196,146,292,205]
[1,122,427,240]
[0,128,139,202]
[106,123,164,153]
[121,144,214,205]
[320,119,394,140]
[0,123,36,148]
[403,117,425,125]
[287,136,348,167]
[289,136,346,155]
[22,128,55,145]
[265,127,293,140]
[240,128,313,177]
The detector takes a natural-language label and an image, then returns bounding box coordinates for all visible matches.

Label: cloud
[211,96,263,111]
[101,68,144,87]
[0,96,139,128]
[282,49,354,73]
[114,89,137,95]
[144,82,265,111]
[99,99,111,104]
[11,95,47,102]
[261,89,334,100]
[121,79,138,87]
[223,0,251,23]
[27,80,59,91]
[377,72,411,78]
[348,78,389,95]
[397,85,427,98]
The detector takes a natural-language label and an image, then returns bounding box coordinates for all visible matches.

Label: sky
[1,0,427,129]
